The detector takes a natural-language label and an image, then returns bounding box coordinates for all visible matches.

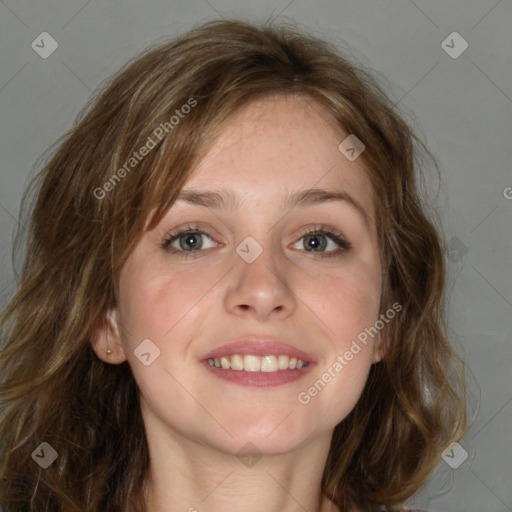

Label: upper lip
[200,336,317,363]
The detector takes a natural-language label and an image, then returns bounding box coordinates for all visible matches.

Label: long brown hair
[0,19,467,511]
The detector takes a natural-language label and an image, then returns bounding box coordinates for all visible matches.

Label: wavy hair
[0,19,467,511]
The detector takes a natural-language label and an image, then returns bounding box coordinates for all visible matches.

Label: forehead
[202,95,342,163]
[179,95,376,223]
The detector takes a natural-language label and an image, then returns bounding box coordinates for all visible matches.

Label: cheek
[117,260,206,349]
[116,260,214,404]
[306,262,381,347]
[115,263,205,420]
[296,264,380,418]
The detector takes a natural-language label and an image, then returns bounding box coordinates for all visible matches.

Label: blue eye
[162,223,351,259]
[292,227,351,258]
[162,225,217,255]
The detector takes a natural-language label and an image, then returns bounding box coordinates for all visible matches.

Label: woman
[0,19,467,511]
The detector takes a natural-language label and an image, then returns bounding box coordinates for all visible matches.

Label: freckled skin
[91,95,383,512]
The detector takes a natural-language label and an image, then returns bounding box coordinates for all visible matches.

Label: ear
[372,332,387,364]
[90,307,127,364]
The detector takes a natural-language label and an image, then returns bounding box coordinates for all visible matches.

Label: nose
[224,239,297,322]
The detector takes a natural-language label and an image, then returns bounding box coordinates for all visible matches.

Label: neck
[139,423,339,512]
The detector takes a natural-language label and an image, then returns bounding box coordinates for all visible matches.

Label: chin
[211,412,323,458]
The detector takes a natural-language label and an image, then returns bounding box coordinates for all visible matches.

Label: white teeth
[243,355,261,372]
[278,355,289,370]
[231,354,244,370]
[206,354,309,372]
[261,355,278,372]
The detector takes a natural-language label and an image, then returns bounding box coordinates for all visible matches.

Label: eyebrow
[176,187,370,227]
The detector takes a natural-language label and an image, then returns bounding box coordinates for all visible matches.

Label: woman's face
[94,95,383,457]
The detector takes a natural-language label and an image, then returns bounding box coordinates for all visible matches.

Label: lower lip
[201,360,314,387]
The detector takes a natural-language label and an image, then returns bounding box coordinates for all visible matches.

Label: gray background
[0,1,511,511]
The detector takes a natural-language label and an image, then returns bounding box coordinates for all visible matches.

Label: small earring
[106,348,112,355]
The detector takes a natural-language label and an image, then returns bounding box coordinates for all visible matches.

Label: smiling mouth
[206,354,309,372]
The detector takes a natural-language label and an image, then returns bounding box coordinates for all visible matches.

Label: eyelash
[161,223,351,259]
